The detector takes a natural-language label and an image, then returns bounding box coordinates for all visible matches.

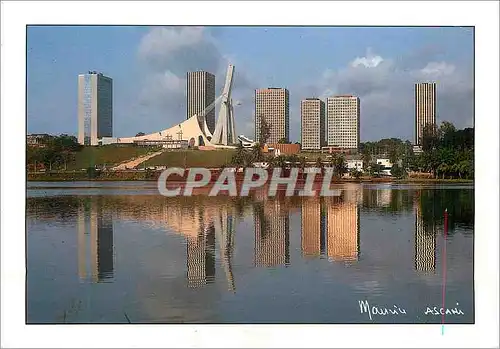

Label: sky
[27,26,474,142]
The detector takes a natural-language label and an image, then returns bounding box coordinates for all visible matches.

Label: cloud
[134,26,257,137]
[133,31,472,143]
[419,61,456,76]
[293,48,473,142]
[350,48,384,68]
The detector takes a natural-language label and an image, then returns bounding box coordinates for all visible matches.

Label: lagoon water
[26,182,474,324]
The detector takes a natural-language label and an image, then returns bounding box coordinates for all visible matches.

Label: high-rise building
[326,95,360,150]
[187,71,216,134]
[301,98,325,150]
[77,71,113,146]
[255,88,289,144]
[414,82,436,146]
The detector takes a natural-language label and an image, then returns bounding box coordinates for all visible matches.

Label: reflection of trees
[361,188,416,213]
[419,189,474,232]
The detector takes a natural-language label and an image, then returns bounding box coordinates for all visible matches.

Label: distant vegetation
[27,135,158,171]
[360,121,474,179]
[145,149,235,168]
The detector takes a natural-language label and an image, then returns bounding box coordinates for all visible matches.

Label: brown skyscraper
[187,71,216,133]
[414,82,437,146]
[255,88,290,143]
[301,98,326,150]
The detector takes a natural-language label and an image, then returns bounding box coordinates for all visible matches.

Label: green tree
[251,143,263,162]
[350,168,362,179]
[258,116,271,145]
[391,163,404,178]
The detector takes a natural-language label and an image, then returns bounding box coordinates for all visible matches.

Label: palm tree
[251,143,263,162]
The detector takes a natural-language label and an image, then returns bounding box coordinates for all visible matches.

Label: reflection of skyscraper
[376,188,392,207]
[187,222,216,288]
[414,201,436,272]
[254,201,290,267]
[77,198,114,282]
[301,198,326,257]
[326,199,360,261]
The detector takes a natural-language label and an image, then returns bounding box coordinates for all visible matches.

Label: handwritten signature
[358,300,465,321]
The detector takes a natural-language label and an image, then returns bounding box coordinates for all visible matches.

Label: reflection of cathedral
[77,198,114,283]
[186,222,216,288]
[414,201,436,272]
[254,201,290,267]
[326,198,360,262]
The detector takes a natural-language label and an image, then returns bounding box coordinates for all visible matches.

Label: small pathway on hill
[112,149,165,170]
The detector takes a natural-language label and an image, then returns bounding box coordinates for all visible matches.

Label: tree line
[27,134,82,170]
[360,121,473,179]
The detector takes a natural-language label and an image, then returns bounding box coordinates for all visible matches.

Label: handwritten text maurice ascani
[358,300,465,321]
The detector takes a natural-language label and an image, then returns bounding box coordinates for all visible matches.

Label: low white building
[376,158,393,169]
[346,159,363,172]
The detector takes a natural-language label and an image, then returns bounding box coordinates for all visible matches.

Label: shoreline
[27,171,473,184]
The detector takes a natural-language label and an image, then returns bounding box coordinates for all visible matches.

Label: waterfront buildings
[187,71,216,133]
[77,71,113,146]
[255,88,290,144]
[301,98,326,150]
[414,82,437,146]
[326,95,360,150]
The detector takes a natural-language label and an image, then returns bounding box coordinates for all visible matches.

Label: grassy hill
[145,149,235,168]
[67,145,159,170]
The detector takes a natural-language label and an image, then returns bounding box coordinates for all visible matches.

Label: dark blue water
[26,182,474,324]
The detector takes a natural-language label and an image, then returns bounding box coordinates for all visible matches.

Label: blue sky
[27,26,474,142]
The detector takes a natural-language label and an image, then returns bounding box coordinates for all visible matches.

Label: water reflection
[26,184,474,323]
[254,200,290,267]
[414,200,436,273]
[77,197,114,282]
[186,223,216,288]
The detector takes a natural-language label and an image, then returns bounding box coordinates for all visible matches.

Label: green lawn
[67,145,159,170]
[145,149,235,168]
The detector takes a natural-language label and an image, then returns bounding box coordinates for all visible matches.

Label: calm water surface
[27,182,474,324]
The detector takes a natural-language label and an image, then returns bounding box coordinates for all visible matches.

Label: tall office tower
[77,197,114,283]
[254,201,290,267]
[414,82,437,146]
[187,222,216,288]
[255,88,290,143]
[414,199,436,272]
[77,71,113,146]
[301,98,325,150]
[326,198,360,261]
[301,198,327,257]
[187,71,216,133]
[326,95,360,150]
